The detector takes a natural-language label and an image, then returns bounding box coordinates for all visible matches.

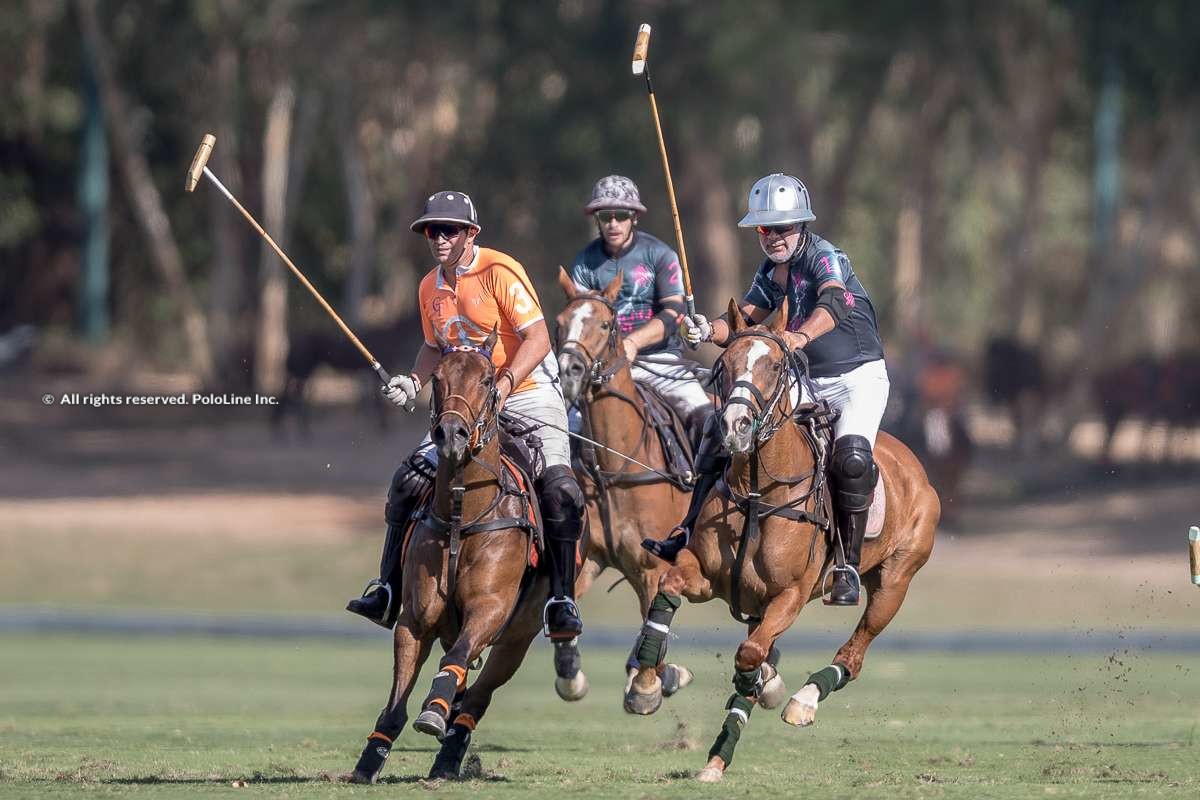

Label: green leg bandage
[635,592,681,669]
[804,662,852,702]
[731,666,762,698]
[708,694,754,766]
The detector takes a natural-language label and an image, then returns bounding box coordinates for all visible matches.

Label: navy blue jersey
[742,232,884,378]
[570,230,685,355]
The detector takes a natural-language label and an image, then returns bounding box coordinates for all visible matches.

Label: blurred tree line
[2,0,1198,413]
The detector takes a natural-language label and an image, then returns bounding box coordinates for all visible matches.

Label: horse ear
[769,296,789,334]
[483,323,499,354]
[603,270,623,303]
[557,265,577,299]
[728,297,746,334]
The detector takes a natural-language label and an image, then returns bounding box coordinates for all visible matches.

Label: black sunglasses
[424,223,468,240]
[595,210,634,224]
[755,224,798,236]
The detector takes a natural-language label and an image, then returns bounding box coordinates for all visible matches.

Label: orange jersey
[418,247,547,393]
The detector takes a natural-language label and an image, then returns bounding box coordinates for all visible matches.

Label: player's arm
[499,320,551,403]
[785,279,845,350]
[411,342,441,386]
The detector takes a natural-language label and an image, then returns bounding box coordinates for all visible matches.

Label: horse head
[555,266,624,404]
[713,296,800,455]
[428,324,500,466]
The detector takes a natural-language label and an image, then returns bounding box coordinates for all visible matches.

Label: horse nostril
[432,426,446,445]
[734,416,751,433]
[567,362,583,377]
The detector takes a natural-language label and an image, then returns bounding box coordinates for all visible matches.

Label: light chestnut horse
[349,330,556,782]
[624,299,939,782]
[555,267,695,698]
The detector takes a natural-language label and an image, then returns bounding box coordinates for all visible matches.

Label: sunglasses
[595,210,634,224]
[756,224,798,237]
[424,223,468,240]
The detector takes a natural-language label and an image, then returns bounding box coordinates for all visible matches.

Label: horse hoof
[757,662,787,709]
[348,771,376,785]
[781,684,820,726]
[623,675,663,715]
[555,670,589,701]
[696,765,725,783]
[660,664,693,698]
[413,710,448,740]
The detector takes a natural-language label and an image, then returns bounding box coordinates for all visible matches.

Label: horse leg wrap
[732,666,763,699]
[708,694,754,767]
[425,665,466,716]
[352,731,393,784]
[804,662,852,702]
[635,592,681,668]
[554,639,582,680]
[428,719,474,779]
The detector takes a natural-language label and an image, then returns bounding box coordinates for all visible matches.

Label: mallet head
[632,24,651,75]
[185,134,216,193]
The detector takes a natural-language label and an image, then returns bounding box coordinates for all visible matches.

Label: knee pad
[831,435,877,510]
[537,464,584,527]
[385,454,435,524]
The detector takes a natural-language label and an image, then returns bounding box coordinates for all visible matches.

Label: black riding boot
[539,465,584,640]
[828,435,878,606]
[642,411,726,563]
[347,455,434,628]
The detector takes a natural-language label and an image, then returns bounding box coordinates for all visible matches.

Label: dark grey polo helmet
[737,173,816,227]
[584,175,648,214]
[410,190,481,233]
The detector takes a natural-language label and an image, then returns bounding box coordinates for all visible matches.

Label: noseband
[431,344,501,453]
[557,295,627,389]
[713,329,810,444]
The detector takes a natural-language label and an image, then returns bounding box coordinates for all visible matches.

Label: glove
[680,314,713,349]
[382,374,421,411]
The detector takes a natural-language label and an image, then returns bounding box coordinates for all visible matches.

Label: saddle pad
[865,478,886,540]
[500,456,542,567]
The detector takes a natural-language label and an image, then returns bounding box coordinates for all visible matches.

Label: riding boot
[539,465,585,640]
[642,411,726,563]
[828,435,878,606]
[347,455,434,628]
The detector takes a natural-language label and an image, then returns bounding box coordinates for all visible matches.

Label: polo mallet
[632,23,696,318]
[185,134,404,406]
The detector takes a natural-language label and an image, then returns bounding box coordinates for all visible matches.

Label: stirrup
[821,565,861,606]
[542,597,582,639]
[347,579,394,627]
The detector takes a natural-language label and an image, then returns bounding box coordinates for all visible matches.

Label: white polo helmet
[737,173,816,228]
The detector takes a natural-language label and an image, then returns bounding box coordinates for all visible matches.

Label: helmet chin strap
[762,230,807,264]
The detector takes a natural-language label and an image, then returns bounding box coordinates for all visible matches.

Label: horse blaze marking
[726,339,770,430]
[564,303,595,344]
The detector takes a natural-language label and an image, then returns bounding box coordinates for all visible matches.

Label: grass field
[1,635,1197,798]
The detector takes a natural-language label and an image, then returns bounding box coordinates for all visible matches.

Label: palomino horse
[555,267,695,699]
[350,328,558,782]
[624,299,939,782]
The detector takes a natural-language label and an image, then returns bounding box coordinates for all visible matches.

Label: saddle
[632,379,695,485]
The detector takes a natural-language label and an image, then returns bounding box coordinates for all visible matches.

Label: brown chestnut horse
[624,299,939,783]
[350,328,553,782]
[555,267,695,697]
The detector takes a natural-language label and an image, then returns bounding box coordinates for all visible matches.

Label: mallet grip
[186,133,215,193]
[632,24,651,75]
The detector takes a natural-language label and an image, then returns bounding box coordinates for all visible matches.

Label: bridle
[557,294,628,391]
[712,328,811,445]
[430,344,501,454]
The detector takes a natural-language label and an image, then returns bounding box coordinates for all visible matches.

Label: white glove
[680,314,714,349]
[382,374,421,410]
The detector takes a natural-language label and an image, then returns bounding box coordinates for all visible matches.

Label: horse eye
[601,321,610,330]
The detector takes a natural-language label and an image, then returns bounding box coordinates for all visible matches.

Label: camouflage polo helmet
[584,175,648,215]
[737,173,816,227]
